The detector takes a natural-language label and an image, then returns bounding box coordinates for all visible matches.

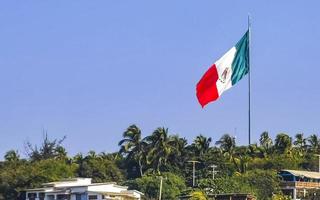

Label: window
[76,194,82,200]
[89,195,98,200]
[47,195,55,200]
[39,193,45,200]
[27,193,37,200]
[76,194,86,200]
[57,194,71,200]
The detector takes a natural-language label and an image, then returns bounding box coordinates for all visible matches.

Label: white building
[25,178,143,200]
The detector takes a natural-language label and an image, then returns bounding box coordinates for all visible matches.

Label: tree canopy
[1,126,319,200]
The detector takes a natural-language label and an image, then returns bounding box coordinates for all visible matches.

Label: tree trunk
[138,159,143,177]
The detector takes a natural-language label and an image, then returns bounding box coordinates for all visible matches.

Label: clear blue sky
[1,1,319,158]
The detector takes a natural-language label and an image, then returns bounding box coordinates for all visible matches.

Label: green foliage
[198,176,254,195]
[2,128,320,200]
[76,154,124,183]
[144,127,177,174]
[198,170,282,200]
[259,131,273,157]
[241,169,282,200]
[118,125,147,178]
[274,133,292,154]
[215,134,236,160]
[4,150,20,162]
[190,190,207,200]
[0,159,76,200]
[25,132,67,161]
[272,194,291,200]
[250,153,304,171]
[126,175,158,199]
[126,172,186,199]
[191,135,212,157]
[308,134,320,153]
[30,159,77,184]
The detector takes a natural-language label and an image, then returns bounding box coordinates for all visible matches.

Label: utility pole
[188,160,200,187]
[159,176,163,200]
[158,176,167,200]
[248,14,252,145]
[210,165,218,180]
[316,155,320,173]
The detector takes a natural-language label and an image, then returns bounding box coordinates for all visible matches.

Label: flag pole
[248,14,252,145]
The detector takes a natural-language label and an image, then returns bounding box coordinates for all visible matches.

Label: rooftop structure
[24,178,143,200]
[279,169,320,200]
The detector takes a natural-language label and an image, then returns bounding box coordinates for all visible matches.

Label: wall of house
[72,193,108,200]
[71,186,88,193]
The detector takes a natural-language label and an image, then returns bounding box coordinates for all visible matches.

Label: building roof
[25,188,47,192]
[24,178,143,197]
[92,190,144,196]
[88,182,128,189]
[281,169,320,179]
[42,178,92,187]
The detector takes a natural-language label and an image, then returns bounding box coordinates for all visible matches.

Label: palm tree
[144,127,175,174]
[308,134,320,153]
[294,133,306,147]
[73,153,87,177]
[233,146,252,173]
[274,133,292,154]
[118,124,147,177]
[99,152,120,161]
[215,134,236,161]
[192,134,212,157]
[55,146,68,160]
[73,153,84,163]
[294,133,307,155]
[239,154,251,173]
[168,135,188,168]
[259,131,273,157]
[248,143,260,158]
[87,150,98,159]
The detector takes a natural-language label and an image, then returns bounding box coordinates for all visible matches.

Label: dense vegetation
[1,126,320,200]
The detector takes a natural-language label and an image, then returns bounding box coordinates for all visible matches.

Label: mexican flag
[196,31,249,108]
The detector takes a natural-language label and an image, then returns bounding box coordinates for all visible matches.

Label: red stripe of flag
[196,64,219,108]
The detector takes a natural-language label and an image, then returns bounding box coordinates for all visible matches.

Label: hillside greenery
[1,126,320,200]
